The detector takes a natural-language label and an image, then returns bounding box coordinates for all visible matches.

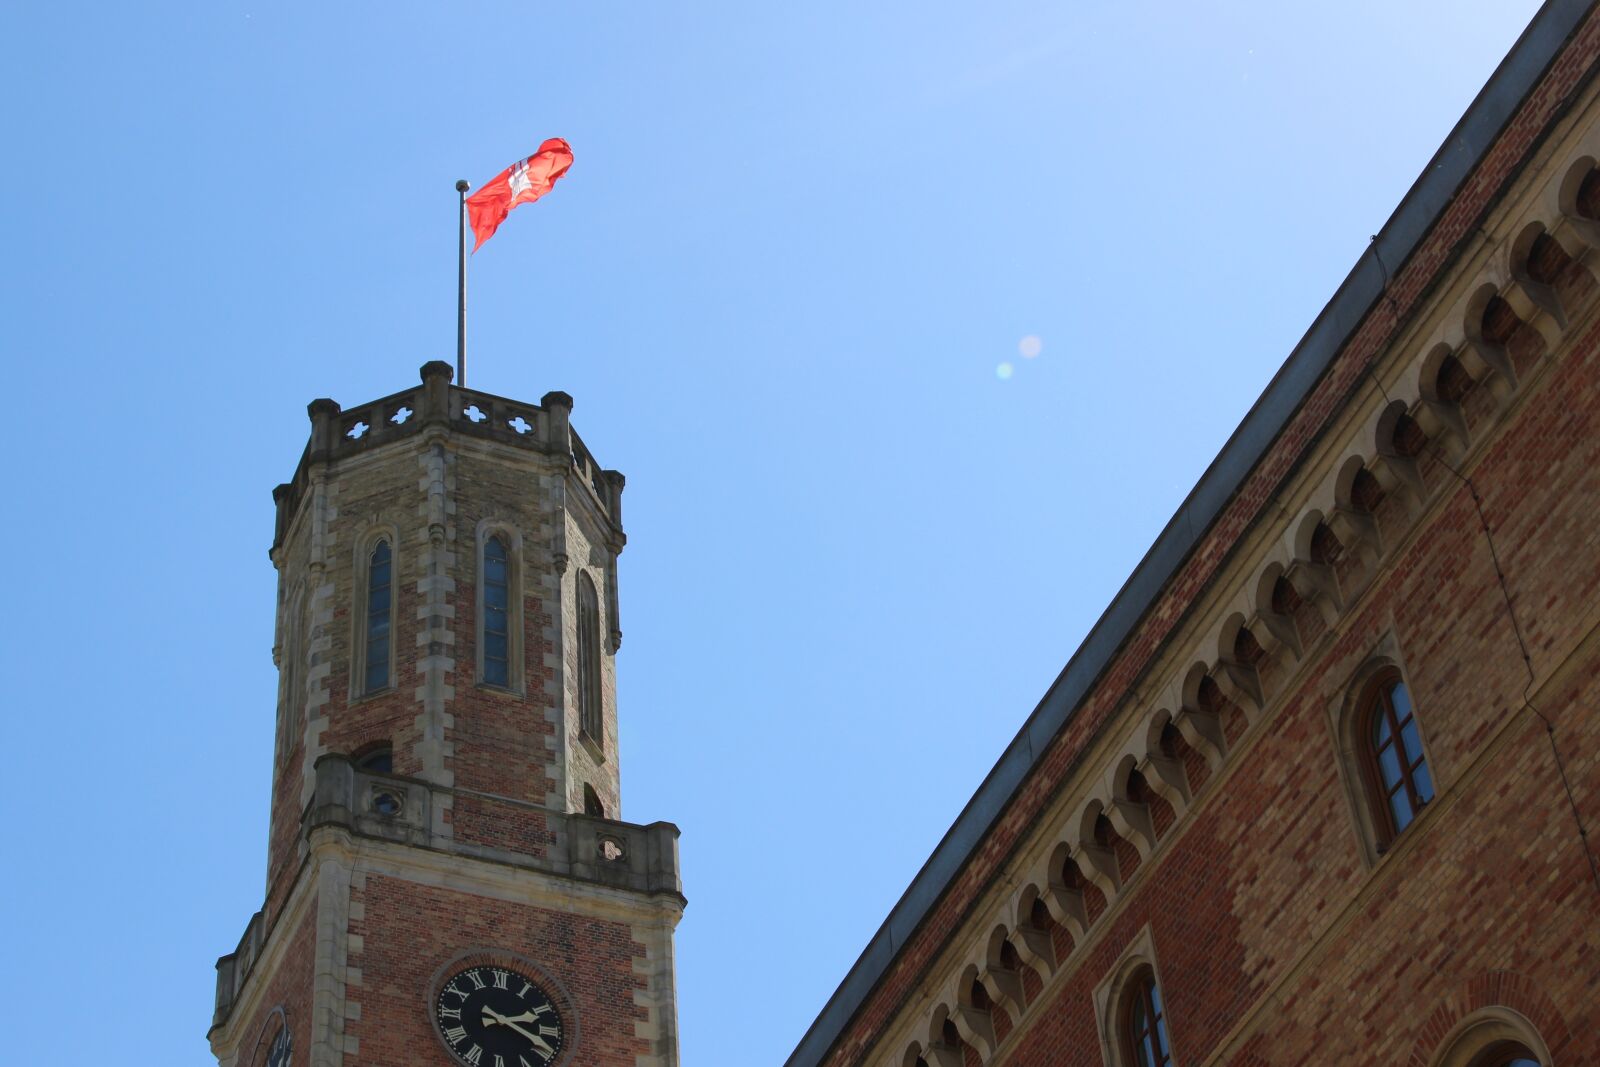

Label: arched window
[1122,969,1172,1067]
[1361,671,1434,842]
[355,743,393,774]
[1475,1050,1539,1067]
[577,571,603,746]
[1430,1007,1553,1067]
[482,534,510,687]
[363,539,392,694]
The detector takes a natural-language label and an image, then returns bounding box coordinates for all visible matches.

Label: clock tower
[208,362,684,1067]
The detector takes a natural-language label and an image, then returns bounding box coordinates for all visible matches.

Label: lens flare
[996,362,1014,380]
[1019,335,1043,359]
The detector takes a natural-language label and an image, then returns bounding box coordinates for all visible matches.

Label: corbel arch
[1141,708,1193,809]
[983,925,1033,1012]
[1462,281,1521,386]
[898,1042,928,1067]
[923,1005,968,1067]
[1510,221,1571,328]
[1046,840,1097,932]
[952,963,998,1057]
[1177,661,1230,762]
[1011,881,1065,974]
[1556,153,1600,246]
[1253,561,1302,658]
[1106,753,1158,855]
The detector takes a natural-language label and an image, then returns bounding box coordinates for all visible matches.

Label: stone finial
[307,399,341,460]
[602,469,626,526]
[420,360,454,425]
[542,391,573,453]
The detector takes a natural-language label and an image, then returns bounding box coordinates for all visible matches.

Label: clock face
[434,964,566,1067]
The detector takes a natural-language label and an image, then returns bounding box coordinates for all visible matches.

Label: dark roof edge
[785,2,1594,1063]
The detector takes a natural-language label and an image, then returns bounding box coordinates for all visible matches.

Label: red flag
[465,138,574,251]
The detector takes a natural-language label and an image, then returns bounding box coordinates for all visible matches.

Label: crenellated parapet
[213,753,683,1031]
[271,361,624,556]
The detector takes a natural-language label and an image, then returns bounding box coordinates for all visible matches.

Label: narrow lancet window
[1124,971,1172,1067]
[483,535,510,687]
[577,572,603,745]
[1367,676,1434,837]
[364,540,392,694]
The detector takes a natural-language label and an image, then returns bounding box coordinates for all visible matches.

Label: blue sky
[0,2,1544,1063]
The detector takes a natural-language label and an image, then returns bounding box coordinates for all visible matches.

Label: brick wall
[347,873,651,1066]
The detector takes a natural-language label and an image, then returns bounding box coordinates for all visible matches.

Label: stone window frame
[574,568,605,756]
[275,580,307,769]
[350,525,400,700]
[1430,1007,1553,1067]
[1093,926,1178,1067]
[474,519,526,696]
[1324,632,1440,866]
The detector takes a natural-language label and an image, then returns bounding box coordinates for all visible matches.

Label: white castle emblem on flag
[509,159,533,198]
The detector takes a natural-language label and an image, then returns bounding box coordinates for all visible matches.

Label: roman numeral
[518,981,532,997]
[444,1026,468,1045]
[491,969,510,989]
[529,1004,551,1018]
[520,1058,534,1067]
[466,971,487,990]
[536,1046,555,1064]
[439,1006,461,1021]
[445,982,467,1000]
[538,1024,558,1038]
[464,1045,484,1065]
[494,1057,506,1067]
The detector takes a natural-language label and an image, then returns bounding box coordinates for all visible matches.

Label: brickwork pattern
[346,873,651,1066]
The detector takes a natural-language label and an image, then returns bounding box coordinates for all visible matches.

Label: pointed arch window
[577,571,603,747]
[482,534,510,687]
[363,539,392,694]
[1122,969,1172,1067]
[1362,672,1434,843]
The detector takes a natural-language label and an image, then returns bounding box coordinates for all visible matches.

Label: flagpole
[455,179,469,386]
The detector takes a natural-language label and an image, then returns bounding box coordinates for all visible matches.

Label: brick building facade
[786,3,1600,1066]
[208,365,683,1067]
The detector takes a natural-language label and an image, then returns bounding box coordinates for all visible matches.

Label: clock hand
[481,1007,555,1053]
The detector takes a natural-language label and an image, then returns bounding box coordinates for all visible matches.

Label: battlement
[213,754,683,1030]
[270,360,623,553]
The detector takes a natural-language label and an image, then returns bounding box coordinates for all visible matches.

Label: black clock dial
[434,964,565,1067]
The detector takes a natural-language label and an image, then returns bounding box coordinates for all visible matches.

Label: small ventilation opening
[583,783,606,818]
